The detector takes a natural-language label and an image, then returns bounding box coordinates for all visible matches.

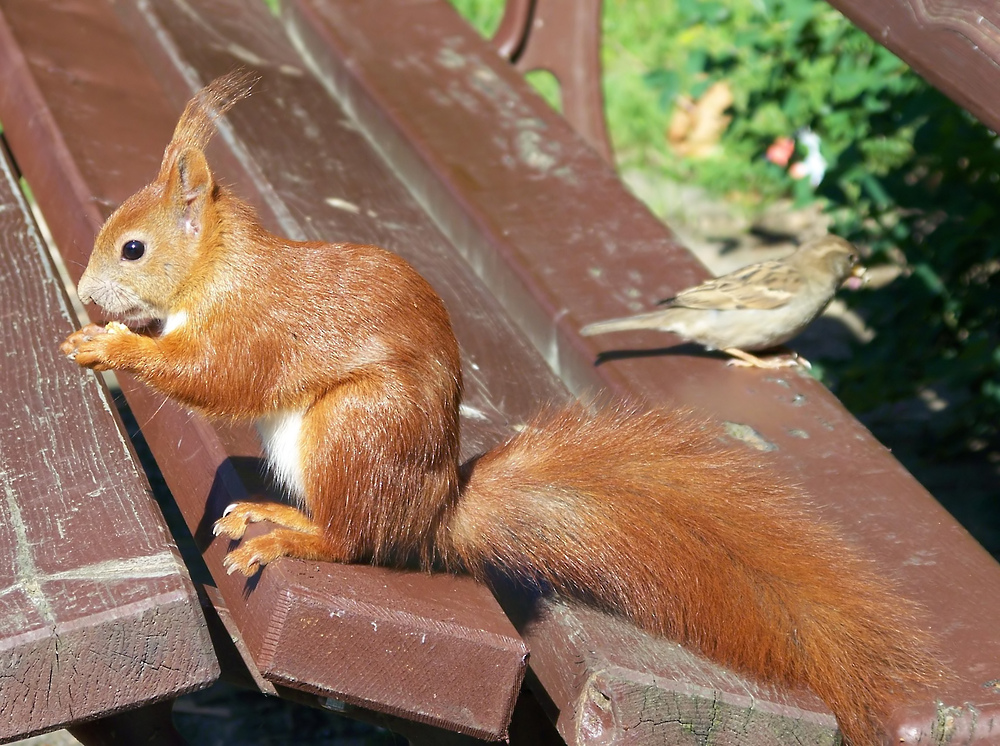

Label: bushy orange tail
[443,403,941,746]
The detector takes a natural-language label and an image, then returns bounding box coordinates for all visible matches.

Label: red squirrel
[61,73,940,745]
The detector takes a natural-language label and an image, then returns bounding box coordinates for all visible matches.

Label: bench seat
[0,0,538,739]
[287,0,1000,742]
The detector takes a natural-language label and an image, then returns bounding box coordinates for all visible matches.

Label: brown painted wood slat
[826,0,1000,134]
[285,1,1000,743]
[492,0,613,164]
[0,137,217,739]
[0,0,542,739]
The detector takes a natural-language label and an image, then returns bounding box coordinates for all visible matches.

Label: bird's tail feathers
[579,308,677,336]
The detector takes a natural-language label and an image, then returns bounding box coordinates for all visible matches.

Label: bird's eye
[121,239,145,261]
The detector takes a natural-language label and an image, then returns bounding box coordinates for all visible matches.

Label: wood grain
[286,0,1000,742]
[0,140,217,739]
[0,0,533,738]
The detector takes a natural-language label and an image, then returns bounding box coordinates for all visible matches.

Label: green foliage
[637,0,922,202]
[822,88,1000,450]
[446,0,504,37]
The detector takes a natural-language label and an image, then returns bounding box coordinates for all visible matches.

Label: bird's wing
[662,261,802,310]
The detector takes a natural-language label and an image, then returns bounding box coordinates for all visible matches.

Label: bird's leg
[723,347,809,369]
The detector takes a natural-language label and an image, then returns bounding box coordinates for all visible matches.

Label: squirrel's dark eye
[121,239,145,261]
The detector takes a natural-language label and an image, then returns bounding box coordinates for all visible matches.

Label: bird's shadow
[593,341,727,367]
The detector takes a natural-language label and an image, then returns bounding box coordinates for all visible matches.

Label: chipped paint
[1,471,55,626]
[579,678,614,739]
[225,43,266,68]
[902,549,938,567]
[427,39,576,183]
[723,422,777,452]
[459,403,490,422]
[515,130,557,173]
[289,102,322,141]
[436,46,466,70]
[44,553,182,582]
[325,197,361,214]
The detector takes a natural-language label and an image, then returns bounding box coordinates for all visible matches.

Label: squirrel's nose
[76,272,99,306]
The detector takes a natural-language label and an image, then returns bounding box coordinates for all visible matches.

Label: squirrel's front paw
[60,322,128,370]
[213,501,319,539]
[60,323,106,356]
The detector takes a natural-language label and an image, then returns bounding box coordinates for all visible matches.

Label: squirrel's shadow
[196,455,280,597]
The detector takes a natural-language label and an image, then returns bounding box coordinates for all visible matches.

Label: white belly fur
[255,408,307,503]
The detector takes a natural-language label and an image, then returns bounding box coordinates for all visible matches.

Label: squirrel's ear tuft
[155,70,257,237]
[157,69,258,182]
[169,148,214,237]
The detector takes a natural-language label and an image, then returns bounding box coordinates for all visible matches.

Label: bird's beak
[843,263,867,290]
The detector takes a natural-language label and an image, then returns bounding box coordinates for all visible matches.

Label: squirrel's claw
[213,504,251,540]
[60,323,107,358]
[60,322,127,370]
[222,547,262,576]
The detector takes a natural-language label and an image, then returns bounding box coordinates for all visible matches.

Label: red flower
[766,136,795,167]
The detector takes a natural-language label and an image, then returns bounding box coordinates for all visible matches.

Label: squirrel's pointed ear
[168,148,214,237]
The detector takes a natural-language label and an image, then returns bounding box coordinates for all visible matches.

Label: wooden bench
[0,104,218,741]
[287,1,1000,742]
[0,1,535,742]
[2,0,1000,743]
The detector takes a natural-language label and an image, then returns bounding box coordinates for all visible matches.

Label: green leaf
[911,263,947,296]
[643,68,682,109]
[859,172,892,208]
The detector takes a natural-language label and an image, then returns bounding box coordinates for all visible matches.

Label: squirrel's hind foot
[214,500,343,576]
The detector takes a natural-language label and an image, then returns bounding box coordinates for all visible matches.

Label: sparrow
[580,235,863,368]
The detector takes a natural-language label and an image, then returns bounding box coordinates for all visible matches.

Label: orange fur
[446,404,940,745]
[61,73,941,745]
